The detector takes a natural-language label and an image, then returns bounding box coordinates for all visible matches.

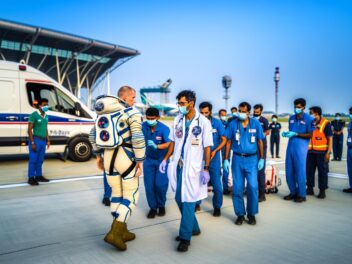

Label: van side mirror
[74,102,82,117]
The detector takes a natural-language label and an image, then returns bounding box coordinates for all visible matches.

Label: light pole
[222,75,232,110]
[274,67,280,115]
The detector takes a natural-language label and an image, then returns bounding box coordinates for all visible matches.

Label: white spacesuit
[90,95,145,251]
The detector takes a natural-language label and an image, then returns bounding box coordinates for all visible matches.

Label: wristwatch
[204,165,209,171]
[327,151,332,155]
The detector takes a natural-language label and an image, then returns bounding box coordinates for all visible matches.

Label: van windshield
[26,83,91,118]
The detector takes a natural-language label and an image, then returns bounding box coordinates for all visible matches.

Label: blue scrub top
[347,122,352,148]
[142,121,171,160]
[269,122,282,135]
[331,120,345,133]
[287,113,315,148]
[226,117,265,155]
[211,117,225,151]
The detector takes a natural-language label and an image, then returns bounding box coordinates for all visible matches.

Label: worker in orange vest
[306,106,333,199]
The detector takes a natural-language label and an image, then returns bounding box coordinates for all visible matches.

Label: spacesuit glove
[223,160,230,173]
[159,160,167,174]
[258,158,265,170]
[147,140,158,149]
[201,170,210,185]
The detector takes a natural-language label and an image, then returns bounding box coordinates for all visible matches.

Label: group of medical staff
[97,90,352,253]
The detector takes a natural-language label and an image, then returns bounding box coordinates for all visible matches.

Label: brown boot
[122,223,136,242]
[104,220,127,251]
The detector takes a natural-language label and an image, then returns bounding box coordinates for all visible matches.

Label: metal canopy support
[24,28,41,64]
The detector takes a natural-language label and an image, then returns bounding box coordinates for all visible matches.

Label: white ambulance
[0,61,96,161]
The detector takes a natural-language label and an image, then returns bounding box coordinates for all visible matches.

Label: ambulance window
[26,83,58,110]
[56,89,76,116]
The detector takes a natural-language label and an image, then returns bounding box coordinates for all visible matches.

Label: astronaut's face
[122,90,136,106]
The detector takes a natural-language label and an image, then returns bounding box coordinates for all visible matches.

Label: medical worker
[199,102,227,216]
[27,98,51,186]
[282,98,315,203]
[159,90,213,252]
[218,108,231,195]
[331,113,345,161]
[142,107,171,218]
[343,107,352,193]
[224,102,264,226]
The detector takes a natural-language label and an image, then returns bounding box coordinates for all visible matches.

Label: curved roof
[0,18,139,94]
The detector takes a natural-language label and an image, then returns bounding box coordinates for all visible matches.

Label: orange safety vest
[308,117,329,151]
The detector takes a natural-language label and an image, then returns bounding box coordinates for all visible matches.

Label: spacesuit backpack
[94,95,129,149]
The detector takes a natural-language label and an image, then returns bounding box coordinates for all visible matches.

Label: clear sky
[1,0,351,114]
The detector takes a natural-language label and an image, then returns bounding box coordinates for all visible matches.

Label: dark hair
[254,104,263,111]
[199,101,212,112]
[349,107,352,113]
[38,98,48,105]
[218,109,227,115]
[176,90,196,103]
[231,106,238,112]
[272,114,278,118]
[146,107,160,117]
[294,98,306,107]
[239,102,251,112]
[309,106,322,116]
[335,113,341,117]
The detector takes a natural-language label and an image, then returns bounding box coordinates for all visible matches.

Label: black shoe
[294,196,306,203]
[213,208,221,217]
[306,187,314,196]
[235,216,245,225]
[28,177,39,186]
[276,156,281,159]
[102,197,111,206]
[177,240,190,252]
[36,176,50,182]
[223,189,231,195]
[332,158,337,161]
[147,209,157,219]
[272,156,274,159]
[343,188,352,193]
[258,191,266,202]
[158,207,166,216]
[284,194,296,200]
[247,215,256,225]
[317,189,326,199]
[195,204,201,212]
[175,230,201,241]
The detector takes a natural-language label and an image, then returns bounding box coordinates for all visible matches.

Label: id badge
[192,139,200,146]
[235,132,240,141]
[348,137,352,143]
[251,135,256,143]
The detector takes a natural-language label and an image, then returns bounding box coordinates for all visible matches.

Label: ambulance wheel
[273,187,279,193]
[68,137,92,162]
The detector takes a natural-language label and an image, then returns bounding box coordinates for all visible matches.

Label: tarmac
[0,124,351,264]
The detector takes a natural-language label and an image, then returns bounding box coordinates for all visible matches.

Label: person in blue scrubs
[224,102,264,226]
[142,107,171,218]
[331,113,345,161]
[200,102,227,216]
[343,107,352,193]
[282,98,315,203]
[253,104,270,202]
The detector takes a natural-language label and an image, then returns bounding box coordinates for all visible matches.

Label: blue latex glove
[286,131,298,138]
[223,160,230,173]
[159,160,167,174]
[201,170,210,185]
[258,159,264,170]
[147,140,158,149]
[281,131,288,137]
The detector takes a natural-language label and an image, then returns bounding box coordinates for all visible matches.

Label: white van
[0,61,95,161]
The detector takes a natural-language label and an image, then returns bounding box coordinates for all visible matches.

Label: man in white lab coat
[159,90,213,252]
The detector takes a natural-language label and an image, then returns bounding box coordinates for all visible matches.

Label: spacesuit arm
[127,112,146,161]
[89,127,103,155]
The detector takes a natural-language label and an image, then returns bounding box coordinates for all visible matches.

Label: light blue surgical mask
[238,112,248,121]
[232,112,238,117]
[295,108,303,114]
[272,118,277,123]
[41,106,49,112]
[220,116,227,121]
[335,116,340,121]
[147,119,157,127]
[179,106,189,115]
[349,114,352,121]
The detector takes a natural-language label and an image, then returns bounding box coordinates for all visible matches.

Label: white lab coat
[167,110,213,202]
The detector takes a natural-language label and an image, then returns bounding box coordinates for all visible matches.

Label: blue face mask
[295,108,303,114]
[147,119,157,127]
[232,112,238,117]
[220,116,227,121]
[335,116,340,121]
[238,112,247,121]
[179,106,189,115]
[41,106,49,112]
[272,118,277,123]
[349,114,352,121]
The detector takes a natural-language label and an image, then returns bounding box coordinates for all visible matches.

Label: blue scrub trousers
[176,165,200,241]
[209,153,223,209]
[103,171,112,198]
[333,134,344,160]
[232,154,259,216]
[285,140,308,197]
[143,158,169,210]
[28,137,46,178]
[348,148,352,188]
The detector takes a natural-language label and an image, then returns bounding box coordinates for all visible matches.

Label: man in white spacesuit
[90,86,145,251]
